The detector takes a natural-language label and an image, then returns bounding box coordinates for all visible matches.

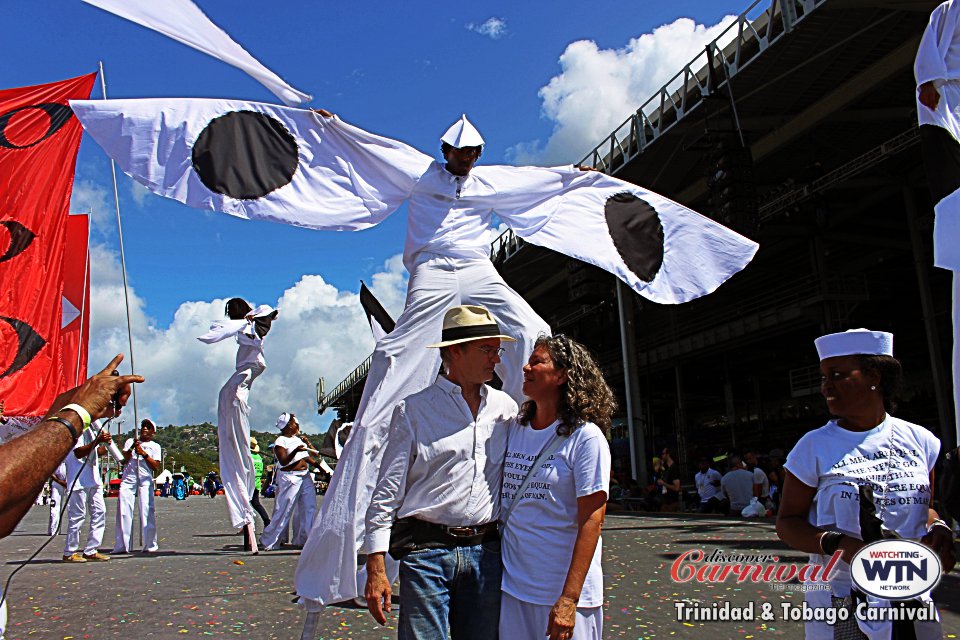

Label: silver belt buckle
[446,526,478,538]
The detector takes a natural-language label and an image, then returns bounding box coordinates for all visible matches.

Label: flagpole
[74,212,91,387]
[99,61,143,548]
[98,60,140,427]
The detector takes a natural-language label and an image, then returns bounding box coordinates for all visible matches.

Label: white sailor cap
[275,412,293,430]
[441,114,484,148]
[814,328,893,361]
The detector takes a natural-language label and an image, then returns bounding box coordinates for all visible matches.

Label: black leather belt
[388,517,499,559]
[432,521,499,538]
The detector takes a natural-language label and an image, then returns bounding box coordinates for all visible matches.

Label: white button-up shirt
[364,375,518,554]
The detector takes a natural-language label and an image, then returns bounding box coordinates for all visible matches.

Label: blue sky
[4,1,745,433]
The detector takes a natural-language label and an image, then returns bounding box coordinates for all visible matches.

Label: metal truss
[579,0,825,173]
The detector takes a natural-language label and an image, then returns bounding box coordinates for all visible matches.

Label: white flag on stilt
[81,0,311,106]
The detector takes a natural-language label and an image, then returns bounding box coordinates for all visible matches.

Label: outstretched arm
[0,355,143,537]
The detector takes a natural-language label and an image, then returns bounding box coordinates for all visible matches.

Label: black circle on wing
[604,192,664,283]
[191,111,299,200]
[0,221,36,263]
[0,316,46,378]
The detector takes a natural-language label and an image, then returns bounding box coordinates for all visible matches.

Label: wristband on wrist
[60,403,91,428]
[819,531,845,556]
[46,416,80,442]
[927,518,952,535]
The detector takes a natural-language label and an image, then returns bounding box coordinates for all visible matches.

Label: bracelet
[60,403,91,428]
[927,519,952,535]
[46,416,79,442]
[819,531,845,556]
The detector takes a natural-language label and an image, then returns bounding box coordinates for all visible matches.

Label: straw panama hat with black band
[426,305,517,348]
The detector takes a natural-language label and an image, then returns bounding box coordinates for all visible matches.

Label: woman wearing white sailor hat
[776,329,954,639]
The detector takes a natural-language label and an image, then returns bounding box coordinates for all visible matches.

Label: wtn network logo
[851,540,941,600]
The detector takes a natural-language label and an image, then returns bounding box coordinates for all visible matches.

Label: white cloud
[87,244,408,435]
[129,181,152,207]
[69,179,114,235]
[467,17,507,40]
[508,15,737,166]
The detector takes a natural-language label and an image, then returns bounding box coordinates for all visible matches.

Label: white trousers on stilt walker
[217,362,262,530]
[48,484,64,536]
[261,470,316,550]
[112,478,158,553]
[295,253,550,607]
[63,486,106,556]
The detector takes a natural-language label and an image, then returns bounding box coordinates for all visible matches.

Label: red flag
[61,214,90,389]
[0,73,96,416]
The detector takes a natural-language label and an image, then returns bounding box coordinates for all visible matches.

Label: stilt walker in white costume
[198,298,279,554]
[112,419,162,554]
[917,0,960,441]
[296,115,553,615]
[69,99,760,615]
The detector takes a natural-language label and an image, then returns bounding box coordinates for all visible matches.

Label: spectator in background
[658,448,681,513]
[48,462,67,535]
[766,449,785,511]
[721,455,754,515]
[744,451,770,505]
[250,438,271,530]
[694,458,724,514]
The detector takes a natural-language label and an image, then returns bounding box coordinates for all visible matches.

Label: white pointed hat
[441,114,485,148]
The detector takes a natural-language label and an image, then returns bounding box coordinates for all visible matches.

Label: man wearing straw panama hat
[363,305,518,638]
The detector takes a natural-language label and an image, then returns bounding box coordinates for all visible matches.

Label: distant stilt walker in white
[199,298,279,554]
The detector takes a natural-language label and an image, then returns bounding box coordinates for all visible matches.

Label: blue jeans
[398,539,502,640]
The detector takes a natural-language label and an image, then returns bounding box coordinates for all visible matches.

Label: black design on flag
[604,192,664,283]
[0,221,35,263]
[0,103,74,150]
[0,316,46,378]
[192,110,299,199]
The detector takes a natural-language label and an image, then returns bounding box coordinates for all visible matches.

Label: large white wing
[70,99,433,232]
[483,165,759,304]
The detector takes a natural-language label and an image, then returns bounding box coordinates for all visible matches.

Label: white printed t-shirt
[695,468,723,502]
[274,435,312,468]
[65,421,105,489]
[500,419,610,607]
[121,439,162,481]
[785,415,941,639]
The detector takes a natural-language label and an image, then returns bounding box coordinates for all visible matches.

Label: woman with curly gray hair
[499,334,616,640]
